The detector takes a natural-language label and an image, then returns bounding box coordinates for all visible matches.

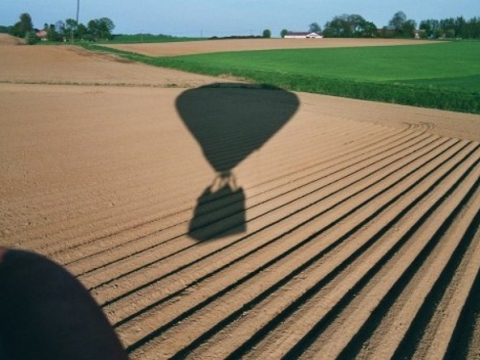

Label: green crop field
[91,41,480,114]
[162,42,480,91]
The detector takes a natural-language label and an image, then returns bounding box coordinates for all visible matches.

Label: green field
[91,41,480,114]
[165,42,480,90]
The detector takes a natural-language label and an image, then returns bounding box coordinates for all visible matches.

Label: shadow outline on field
[176,83,299,241]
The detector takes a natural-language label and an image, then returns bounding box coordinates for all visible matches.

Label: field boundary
[0,79,185,88]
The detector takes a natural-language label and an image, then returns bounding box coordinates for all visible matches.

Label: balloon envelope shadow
[176,83,299,241]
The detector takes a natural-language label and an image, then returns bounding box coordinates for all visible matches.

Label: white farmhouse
[284,32,323,39]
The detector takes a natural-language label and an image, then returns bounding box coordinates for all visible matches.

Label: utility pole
[72,0,79,43]
[76,0,80,25]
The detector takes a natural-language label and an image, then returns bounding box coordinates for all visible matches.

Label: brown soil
[1,39,480,359]
[0,34,24,46]
[104,38,435,57]
[0,43,230,87]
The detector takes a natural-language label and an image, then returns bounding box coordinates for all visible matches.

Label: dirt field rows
[1,35,480,359]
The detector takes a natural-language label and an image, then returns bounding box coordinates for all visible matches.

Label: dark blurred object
[0,248,128,360]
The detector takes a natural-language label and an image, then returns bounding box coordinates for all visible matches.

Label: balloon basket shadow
[188,173,246,241]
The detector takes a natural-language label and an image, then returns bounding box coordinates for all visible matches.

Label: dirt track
[1,34,480,359]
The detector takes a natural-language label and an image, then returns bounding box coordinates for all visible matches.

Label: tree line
[3,13,115,44]
[282,11,480,39]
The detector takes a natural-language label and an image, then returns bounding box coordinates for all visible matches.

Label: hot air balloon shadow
[176,83,299,241]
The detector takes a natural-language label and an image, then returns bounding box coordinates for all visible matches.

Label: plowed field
[1,35,480,359]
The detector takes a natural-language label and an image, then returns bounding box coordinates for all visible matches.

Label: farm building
[284,32,323,39]
[36,30,47,41]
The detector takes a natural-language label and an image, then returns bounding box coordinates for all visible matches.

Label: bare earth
[0,37,228,88]
[104,38,434,57]
[1,34,480,359]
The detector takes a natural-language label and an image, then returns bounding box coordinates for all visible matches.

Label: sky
[1,0,478,38]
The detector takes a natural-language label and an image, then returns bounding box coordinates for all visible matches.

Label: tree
[309,22,322,34]
[323,14,376,37]
[87,19,99,39]
[388,11,416,38]
[403,19,417,38]
[65,18,78,31]
[19,13,33,36]
[262,29,271,38]
[55,20,66,38]
[65,18,78,41]
[419,19,440,38]
[10,13,33,38]
[88,17,115,40]
[348,14,366,35]
[418,16,480,39]
[25,30,40,45]
[45,23,61,41]
[77,23,88,39]
[454,16,468,38]
[362,21,378,37]
[440,18,457,38]
[468,16,480,39]
[323,15,351,37]
[389,11,407,33]
[98,17,115,40]
[280,29,289,38]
